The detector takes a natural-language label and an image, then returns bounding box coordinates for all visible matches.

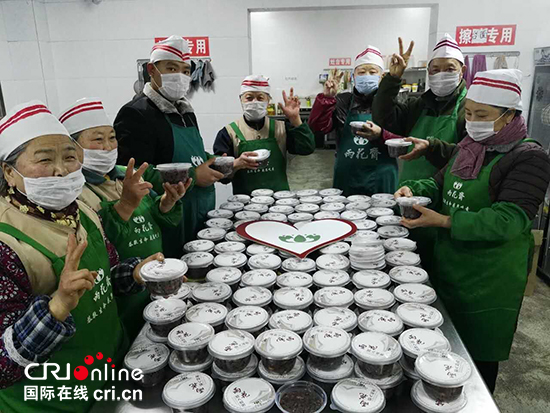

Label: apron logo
[279,234,321,243]
[453,182,463,190]
[353,136,369,146]
[94,268,105,284]
[191,156,204,167]
[344,147,380,161]
[133,215,146,224]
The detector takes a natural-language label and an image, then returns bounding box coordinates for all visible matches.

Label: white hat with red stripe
[58,98,110,135]
[240,75,271,96]
[150,35,191,64]
[467,69,523,111]
[354,45,384,70]
[0,100,69,160]
[430,33,464,64]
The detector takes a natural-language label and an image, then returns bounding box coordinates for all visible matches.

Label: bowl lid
[314,307,357,332]
[214,252,248,268]
[296,189,319,197]
[251,196,275,205]
[244,203,270,213]
[377,225,409,238]
[366,208,394,218]
[319,188,343,197]
[354,219,377,231]
[321,202,346,212]
[273,190,296,199]
[306,354,354,382]
[249,149,271,161]
[412,196,432,205]
[313,270,350,287]
[219,202,245,211]
[162,372,215,409]
[258,356,305,384]
[151,282,191,301]
[346,201,372,211]
[208,329,255,360]
[341,210,368,221]
[394,283,437,304]
[255,329,303,360]
[191,282,232,302]
[223,378,276,413]
[385,138,413,147]
[247,244,276,255]
[168,322,215,351]
[410,380,467,413]
[206,267,242,284]
[415,350,472,387]
[185,302,228,326]
[389,266,428,284]
[228,194,251,204]
[288,212,314,222]
[184,239,215,253]
[303,326,351,358]
[181,252,215,268]
[124,343,169,373]
[319,242,351,255]
[261,212,288,222]
[314,211,341,220]
[358,310,404,336]
[155,162,192,170]
[140,258,187,282]
[316,254,350,271]
[399,328,451,358]
[295,203,320,213]
[282,257,316,272]
[226,306,270,332]
[197,227,227,240]
[300,195,324,204]
[331,378,386,413]
[376,215,402,226]
[351,332,402,365]
[207,209,234,219]
[226,231,248,243]
[354,288,396,309]
[385,251,421,266]
[270,205,295,215]
[354,361,404,390]
[396,303,443,329]
[384,238,417,252]
[235,211,261,221]
[214,241,247,254]
[314,287,354,308]
[276,198,301,207]
[168,351,213,373]
[348,195,371,202]
[274,287,314,309]
[247,255,282,271]
[143,298,187,324]
[212,353,258,382]
[206,217,233,229]
[352,270,391,289]
[233,286,273,307]
[277,272,313,288]
[268,310,313,333]
[251,188,274,197]
[371,193,395,200]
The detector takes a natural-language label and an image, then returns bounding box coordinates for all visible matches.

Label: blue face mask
[354,75,380,95]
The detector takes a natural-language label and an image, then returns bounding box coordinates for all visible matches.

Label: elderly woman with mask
[394,69,550,393]
[59,97,189,340]
[213,75,315,194]
[0,101,161,412]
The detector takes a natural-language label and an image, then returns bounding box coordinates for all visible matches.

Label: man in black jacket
[114,35,223,257]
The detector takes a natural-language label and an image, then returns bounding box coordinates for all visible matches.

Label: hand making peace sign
[279,88,302,126]
[389,37,415,79]
[323,69,345,98]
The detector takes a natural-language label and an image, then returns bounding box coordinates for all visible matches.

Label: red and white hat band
[150,35,191,64]
[59,98,111,135]
[240,75,271,96]
[430,33,464,64]
[467,69,523,111]
[151,44,190,62]
[354,45,384,70]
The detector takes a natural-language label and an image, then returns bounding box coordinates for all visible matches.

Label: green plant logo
[278,234,321,243]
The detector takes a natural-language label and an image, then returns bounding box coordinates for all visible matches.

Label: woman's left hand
[401,204,451,229]
[159,179,192,213]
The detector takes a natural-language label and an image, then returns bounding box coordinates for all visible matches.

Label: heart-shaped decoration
[237,219,357,259]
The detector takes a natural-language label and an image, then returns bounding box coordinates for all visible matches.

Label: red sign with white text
[456,25,516,47]
[154,37,210,57]
[329,58,352,67]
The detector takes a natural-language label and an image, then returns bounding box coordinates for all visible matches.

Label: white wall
[251,7,431,101]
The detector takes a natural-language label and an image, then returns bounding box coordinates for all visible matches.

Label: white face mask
[156,72,191,101]
[428,72,461,97]
[466,111,509,142]
[242,101,268,121]
[15,168,85,211]
[82,148,118,176]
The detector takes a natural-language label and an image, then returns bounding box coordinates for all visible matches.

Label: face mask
[354,75,380,95]
[15,168,85,211]
[242,101,268,121]
[153,66,191,101]
[466,111,509,142]
[428,72,461,97]
[82,148,118,176]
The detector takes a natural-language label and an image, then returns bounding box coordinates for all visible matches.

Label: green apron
[162,115,215,258]
[0,212,127,413]
[433,153,530,361]
[333,96,397,196]
[230,118,290,195]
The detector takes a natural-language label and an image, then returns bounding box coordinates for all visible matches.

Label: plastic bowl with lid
[276,198,301,207]
[274,287,314,311]
[249,149,271,169]
[313,270,351,289]
[234,211,261,222]
[314,211,341,220]
[255,329,303,375]
[140,258,187,297]
[299,195,324,205]
[389,266,429,284]
[377,225,410,239]
[247,253,282,272]
[295,189,319,197]
[208,329,256,374]
[372,198,397,209]
[228,194,251,204]
[219,201,245,212]
[396,303,444,330]
[294,203,320,214]
[211,156,235,177]
[244,203,269,213]
[276,380,327,413]
[211,353,258,390]
[352,331,402,379]
[385,138,413,158]
[385,250,421,267]
[226,230,249,243]
[191,282,232,305]
[208,208,234,219]
[306,354,354,396]
[347,194,371,203]
[246,243,276,256]
[213,252,248,270]
[259,356,306,389]
[320,202,346,213]
[346,201,372,212]
[383,238,417,252]
[206,217,233,231]
[162,372,215,413]
[269,310,313,336]
[251,195,276,206]
[393,283,437,305]
[143,298,187,337]
[270,205,295,215]
[225,306,270,337]
[341,210,368,222]
[232,286,273,309]
[410,379,468,413]
[349,120,369,136]
[314,287,354,309]
[150,282,191,302]
[353,219,377,231]
[415,350,472,402]
[168,350,213,374]
[185,302,228,333]
[184,239,216,254]
[330,377,386,413]
[358,309,404,337]
[319,188,343,197]
[314,307,357,333]
[261,212,288,222]
[323,196,349,204]
[168,322,215,365]
[354,288,396,311]
[396,196,432,220]
[288,212,314,224]
[156,163,192,184]
[352,270,391,290]
[206,267,242,292]
[303,326,351,371]
[197,228,227,243]
[214,241,247,255]
[318,242,350,256]
[399,328,451,372]
[251,188,274,197]
[277,272,313,289]
[181,252,215,281]
[316,254,350,272]
[366,207,394,219]
[375,215,402,227]
[124,343,170,387]
[224,377,276,413]
[273,190,297,200]
[354,361,404,400]
[241,268,278,289]
[282,257,317,274]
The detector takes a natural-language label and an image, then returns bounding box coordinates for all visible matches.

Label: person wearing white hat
[60,97,189,340]
[212,75,315,194]
[114,35,223,256]
[309,45,397,196]
[0,101,163,411]
[394,69,550,392]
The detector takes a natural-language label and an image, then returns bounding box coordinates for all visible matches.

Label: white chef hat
[468,69,523,111]
[150,35,191,64]
[58,98,111,135]
[240,75,271,96]
[430,33,464,64]
[0,101,69,161]
[354,45,384,71]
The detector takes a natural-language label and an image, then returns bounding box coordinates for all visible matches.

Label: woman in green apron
[213,75,315,195]
[309,46,397,196]
[394,69,550,393]
[60,97,189,341]
[0,102,162,412]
